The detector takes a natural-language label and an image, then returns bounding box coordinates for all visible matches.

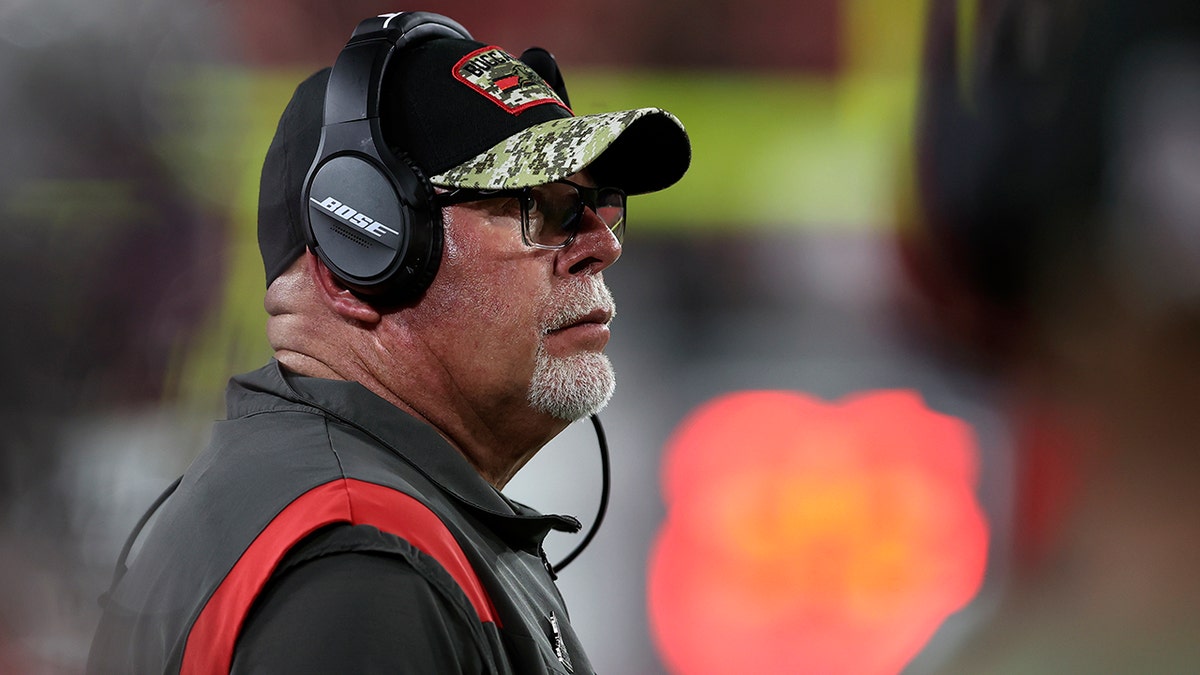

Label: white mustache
[542,278,616,333]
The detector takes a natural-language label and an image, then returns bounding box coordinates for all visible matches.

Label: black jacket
[88,361,593,674]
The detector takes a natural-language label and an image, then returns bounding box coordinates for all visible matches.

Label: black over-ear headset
[301,12,472,302]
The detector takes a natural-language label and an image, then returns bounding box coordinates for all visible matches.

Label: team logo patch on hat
[453,46,568,115]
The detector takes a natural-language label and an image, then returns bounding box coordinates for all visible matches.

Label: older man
[88,11,689,674]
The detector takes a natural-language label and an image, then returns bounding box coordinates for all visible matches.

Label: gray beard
[527,278,617,421]
[527,348,616,421]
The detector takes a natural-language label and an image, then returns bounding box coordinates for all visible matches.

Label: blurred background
[2,0,1198,673]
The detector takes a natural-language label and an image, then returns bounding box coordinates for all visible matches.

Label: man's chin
[527,351,616,421]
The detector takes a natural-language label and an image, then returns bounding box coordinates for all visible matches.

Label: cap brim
[429,107,691,195]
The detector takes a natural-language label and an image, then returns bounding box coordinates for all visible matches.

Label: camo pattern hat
[259,36,691,286]
[391,38,691,194]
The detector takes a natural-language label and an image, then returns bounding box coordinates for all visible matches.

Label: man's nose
[555,208,621,276]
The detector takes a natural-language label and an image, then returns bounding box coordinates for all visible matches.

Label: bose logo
[311,196,400,239]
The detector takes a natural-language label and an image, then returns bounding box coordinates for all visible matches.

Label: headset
[301,12,472,302]
[301,12,574,302]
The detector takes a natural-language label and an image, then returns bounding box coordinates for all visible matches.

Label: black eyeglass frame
[433,179,626,250]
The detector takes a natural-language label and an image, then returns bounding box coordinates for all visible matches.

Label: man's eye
[525,194,548,224]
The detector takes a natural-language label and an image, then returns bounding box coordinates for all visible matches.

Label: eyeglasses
[434,179,626,250]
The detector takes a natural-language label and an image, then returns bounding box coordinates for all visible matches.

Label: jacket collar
[228,361,581,550]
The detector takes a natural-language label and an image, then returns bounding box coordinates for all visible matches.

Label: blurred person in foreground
[912,0,1200,671]
[87,10,689,674]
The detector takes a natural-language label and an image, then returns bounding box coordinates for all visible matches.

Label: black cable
[552,414,611,574]
[100,474,182,606]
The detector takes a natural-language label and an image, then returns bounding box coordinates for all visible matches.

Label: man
[88,10,690,674]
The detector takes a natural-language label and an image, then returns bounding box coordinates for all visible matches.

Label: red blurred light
[649,390,989,675]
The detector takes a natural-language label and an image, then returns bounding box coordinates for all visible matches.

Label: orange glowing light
[649,390,989,675]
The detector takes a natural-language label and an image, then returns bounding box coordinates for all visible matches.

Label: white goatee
[527,278,617,421]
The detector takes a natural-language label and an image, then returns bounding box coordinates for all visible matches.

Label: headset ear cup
[300,13,468,302]
[303,129,442,304]
[303,12,469,304]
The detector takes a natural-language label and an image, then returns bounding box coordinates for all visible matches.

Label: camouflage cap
[431,108,689,194]
[385,38,692,196]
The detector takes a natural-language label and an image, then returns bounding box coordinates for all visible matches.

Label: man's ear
[305,250,382,325]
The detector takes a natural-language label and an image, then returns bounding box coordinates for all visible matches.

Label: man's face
[400,174,622,429]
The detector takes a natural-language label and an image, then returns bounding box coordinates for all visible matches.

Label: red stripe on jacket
[180,478,499,674]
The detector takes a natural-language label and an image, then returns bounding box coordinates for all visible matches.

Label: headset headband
[324,12,472,126]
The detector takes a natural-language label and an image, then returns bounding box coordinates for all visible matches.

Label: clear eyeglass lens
[595,189,626,244]
[526,183,578,247]
[524,183,626,247]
